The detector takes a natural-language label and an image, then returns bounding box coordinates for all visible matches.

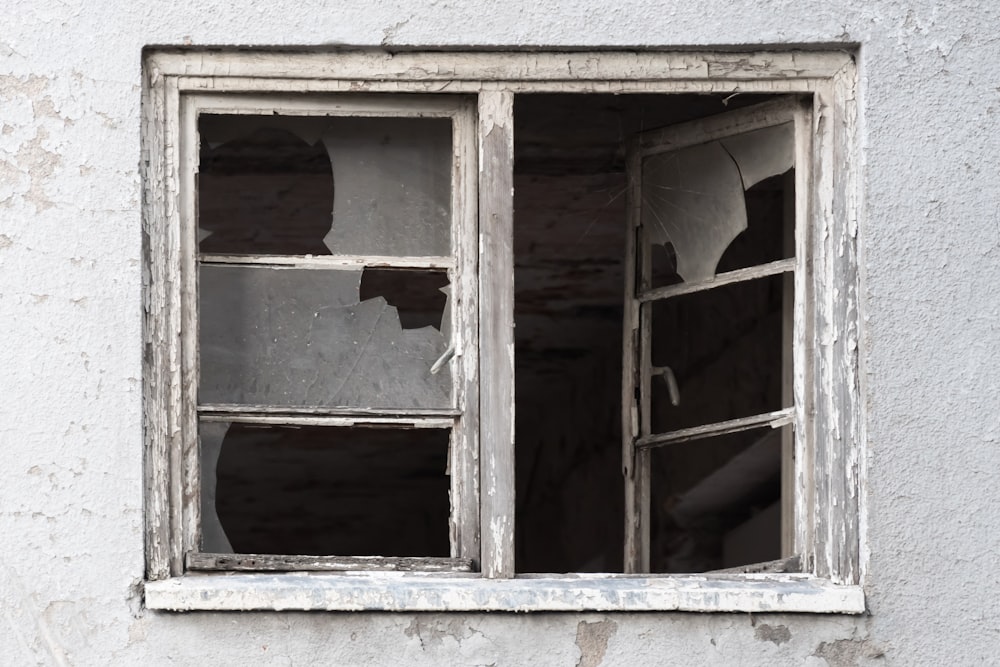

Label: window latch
[650,365,680,406]
[430,345,455,375]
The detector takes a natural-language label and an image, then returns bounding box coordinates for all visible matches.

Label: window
[143,50,863,612]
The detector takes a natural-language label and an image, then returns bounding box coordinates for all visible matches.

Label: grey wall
[2,1,998,664]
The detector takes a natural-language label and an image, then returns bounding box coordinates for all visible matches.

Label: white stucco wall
[2,1,998,664]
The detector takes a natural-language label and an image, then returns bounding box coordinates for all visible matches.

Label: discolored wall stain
[575,619,617,667]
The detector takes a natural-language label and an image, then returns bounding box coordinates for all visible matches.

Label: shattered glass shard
[641,122,794,282]
[323,117,452,257]
[199,420,234,553]
[642,141,746,282]
[199,265,453,409]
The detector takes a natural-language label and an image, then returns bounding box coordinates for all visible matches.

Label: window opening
[206,424,452,558]
[511,93,792,574]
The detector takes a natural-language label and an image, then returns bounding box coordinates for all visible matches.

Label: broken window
[189,95,803,575]
[144,52,860,608]
[511,95,807,574]
[187,97,479,572]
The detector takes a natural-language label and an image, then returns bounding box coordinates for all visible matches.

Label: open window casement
[622,99,811,574]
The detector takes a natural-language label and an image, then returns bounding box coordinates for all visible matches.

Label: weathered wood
[143,50,861,590]
[142,59,173,581]
[636,96,803,156]
[145,571,866,613]
[150,50,852,83]
[199,254,455,270]
[810,63,862,585]
[637,408,795,450]
[622,142,643,573]
[478,90,516,578]
[189,91,467,117]
[451,97,482,567]
[187,553,473,573]
[710,555,801,575]
[639,258,795,303]
[198,404,460,417]
[163,75,186,577]
[176,75,830,96]
[792,98,816,569]
[781,171,796,558]
[198,414,455,429]
[627,99,810,575]
[179,92,201,560]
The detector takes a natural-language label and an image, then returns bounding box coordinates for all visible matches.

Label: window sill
[144,572,865,613]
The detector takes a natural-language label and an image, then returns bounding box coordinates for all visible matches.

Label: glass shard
[648,274,786,434]
[641,122,794,283]
[199,421,234,553]
[650,425,787,573]
[199,265,452,409]
[323,117,452,257]
[714,173,791,274]
[642,142,746,282]
[213,424,451,557]
[197,114,453,257]
[719,122,794,191]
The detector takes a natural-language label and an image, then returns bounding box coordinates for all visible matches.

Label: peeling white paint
[145,573,865,613]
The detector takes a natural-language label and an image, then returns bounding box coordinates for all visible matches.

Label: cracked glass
[641,122,794,285]
[197,114,452,257]
[199,265,453,409]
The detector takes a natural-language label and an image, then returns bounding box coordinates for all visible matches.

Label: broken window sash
[649,424,789,573]
[197,114,453,257]
[640,122,794,284]
[198,264,453,409]
[646,274,788,435]
[204,423,453,558]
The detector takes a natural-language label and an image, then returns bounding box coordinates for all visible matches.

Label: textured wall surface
[2,0,999,664]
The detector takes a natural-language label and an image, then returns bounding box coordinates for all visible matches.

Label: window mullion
[477,90,516,578]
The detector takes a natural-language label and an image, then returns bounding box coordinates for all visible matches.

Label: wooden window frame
[622,98,811,574]
[142,49,864,613]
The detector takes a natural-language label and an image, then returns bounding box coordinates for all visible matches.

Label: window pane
[641,122,793,288]
[199,265,452,409]
[647,274,786,434]
[649,424,788,573]
[203,423,451,557]
[198,114,452,257]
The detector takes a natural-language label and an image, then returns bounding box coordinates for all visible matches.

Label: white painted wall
[2,1,998,664]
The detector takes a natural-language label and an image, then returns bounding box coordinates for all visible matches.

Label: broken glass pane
[213,424,451,556]
[323,117,452,257]
[719,122,794,191]
[641,122,793,283]
[199,421,233,553]
[199,265,452,409]
[359,269,450,330]
[198,115,337,255]
[197,114,453,257]
[648,274,786,434]
[649,424,787,573]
